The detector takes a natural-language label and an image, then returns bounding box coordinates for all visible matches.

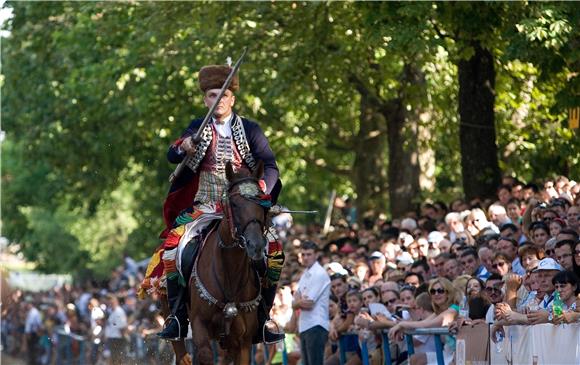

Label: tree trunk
[458,42,501,200]
[352,94,389,219]
[385,98,421,218]
[384,64,422,218]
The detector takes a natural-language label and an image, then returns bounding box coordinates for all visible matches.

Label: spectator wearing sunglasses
[483,274,504,323]
[497,236,526,276]
[491,253,512,276]
[381,289,400,316]
[388,278,461,365]
[551,271,580,324]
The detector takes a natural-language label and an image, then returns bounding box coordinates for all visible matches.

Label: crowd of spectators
[1,265,175,365]
[3,174,580,365]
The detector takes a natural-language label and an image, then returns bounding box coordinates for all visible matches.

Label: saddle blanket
[176,208,222,276]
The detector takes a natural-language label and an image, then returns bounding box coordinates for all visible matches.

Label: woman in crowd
[549,218,566,238]
[529,222,550,249]
[388,278,462,365]
[551,271,580,324]
[399,286,417,314]
[518,244,543,273]
[465,277,484,299]
[506,198,522,227]
[491,253,512,276]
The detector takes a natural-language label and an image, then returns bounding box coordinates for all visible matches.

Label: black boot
[157,276,189,341]
[254,286,285,344]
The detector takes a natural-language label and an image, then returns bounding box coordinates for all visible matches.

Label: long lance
[169,48,248,183]
[269,206,318,215]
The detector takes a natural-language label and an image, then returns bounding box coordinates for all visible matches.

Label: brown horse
[170,161,267,365]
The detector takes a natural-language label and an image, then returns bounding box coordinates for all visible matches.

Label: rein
[191,176,269,314]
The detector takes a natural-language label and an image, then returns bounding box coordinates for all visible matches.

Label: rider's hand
[181,136,196,155]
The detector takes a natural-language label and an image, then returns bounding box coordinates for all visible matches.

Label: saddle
[179,221,219,296]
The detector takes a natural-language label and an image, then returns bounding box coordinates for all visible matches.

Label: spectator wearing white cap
[401,217,418,232]
[527,258,563,324]
[396,251,414,272]
[368,251,386,286]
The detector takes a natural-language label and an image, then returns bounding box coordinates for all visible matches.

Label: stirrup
[159,314,184,341]
[263,320,285,345]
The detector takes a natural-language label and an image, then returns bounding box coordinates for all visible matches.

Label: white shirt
[25,307,42,334]
[104,306,127,339]
[297,261,331,333]
[212,113,233,138]
[485,304,495,324]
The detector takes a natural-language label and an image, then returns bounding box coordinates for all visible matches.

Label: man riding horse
[139,63,285,344]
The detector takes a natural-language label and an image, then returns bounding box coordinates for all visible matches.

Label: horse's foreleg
[170,340,189,365]
[234,342,253,365]
[192,316,213,365]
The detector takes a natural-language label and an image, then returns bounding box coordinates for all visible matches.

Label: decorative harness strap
[184,114,257,174]
[191,224,262,312]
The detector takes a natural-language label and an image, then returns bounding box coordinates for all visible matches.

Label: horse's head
[223,161,270,261]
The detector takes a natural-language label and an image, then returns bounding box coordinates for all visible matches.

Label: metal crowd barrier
[338,327,450,365]
[404,327,449,365]
[55,330,87,365]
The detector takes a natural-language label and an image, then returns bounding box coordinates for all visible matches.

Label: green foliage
[1,1,578,276]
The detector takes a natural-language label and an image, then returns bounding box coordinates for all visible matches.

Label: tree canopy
[1,1,578,277]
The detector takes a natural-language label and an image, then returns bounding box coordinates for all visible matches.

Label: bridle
[218,176,271,250]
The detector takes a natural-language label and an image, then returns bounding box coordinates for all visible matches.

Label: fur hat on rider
[198,65,239,92]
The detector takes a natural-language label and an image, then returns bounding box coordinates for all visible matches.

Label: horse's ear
[225,161,235,182]
[252,160,264,180]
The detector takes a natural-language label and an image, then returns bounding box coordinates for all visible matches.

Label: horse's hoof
[179,354,193,365]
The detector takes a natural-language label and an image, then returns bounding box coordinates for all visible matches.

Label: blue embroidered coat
[162,113,281,236]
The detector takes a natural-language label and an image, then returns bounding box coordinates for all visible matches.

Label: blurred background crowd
[2,174,579,365]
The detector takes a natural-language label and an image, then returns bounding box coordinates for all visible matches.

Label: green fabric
[167,271,187,287]
[175,212,195,226]
[444,304,461,351]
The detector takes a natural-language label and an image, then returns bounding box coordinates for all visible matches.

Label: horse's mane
[230,166,253,181]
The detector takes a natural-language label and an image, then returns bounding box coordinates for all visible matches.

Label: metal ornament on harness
[223,302,239,319]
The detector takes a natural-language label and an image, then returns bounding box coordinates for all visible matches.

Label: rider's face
[204,89,235,119]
